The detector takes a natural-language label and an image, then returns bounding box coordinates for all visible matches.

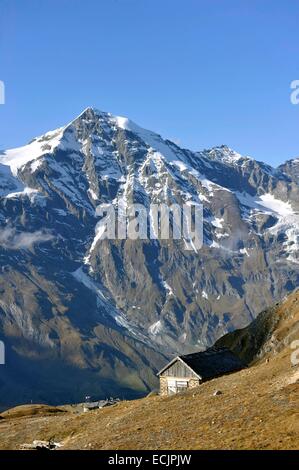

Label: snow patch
[1,128,64,176]
[148,320,163,336]
[162,281,174,297]
[202,290,209,299]
[258,193,294,217]
[211,217,224,229]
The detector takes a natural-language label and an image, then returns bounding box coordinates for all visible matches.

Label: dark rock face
[279,158,299,185]
[215,288,299,365]
[0,107,298,407]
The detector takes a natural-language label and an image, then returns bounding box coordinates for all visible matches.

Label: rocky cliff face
[279,158,299,184]
[216,287,299,365]
[0,107,298,406]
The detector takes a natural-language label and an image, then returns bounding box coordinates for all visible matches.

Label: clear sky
[0,0,298,166]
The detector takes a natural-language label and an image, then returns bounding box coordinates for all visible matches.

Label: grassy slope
[0,291,298,450]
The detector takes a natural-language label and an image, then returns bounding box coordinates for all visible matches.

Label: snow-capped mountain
[0,107,298,406]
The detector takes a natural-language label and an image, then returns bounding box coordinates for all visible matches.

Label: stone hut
[158,347,245,396]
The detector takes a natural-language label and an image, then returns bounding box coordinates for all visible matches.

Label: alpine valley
[0,107,298,408]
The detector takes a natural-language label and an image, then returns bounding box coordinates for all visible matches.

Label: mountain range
[0,107,298,407]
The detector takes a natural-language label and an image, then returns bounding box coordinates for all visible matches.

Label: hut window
[176,380,188,392]
[167,379,188,395]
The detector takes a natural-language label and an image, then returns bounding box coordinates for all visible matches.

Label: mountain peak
[71,107,140,134]
[198,145,246,164]
[71,106,110,124]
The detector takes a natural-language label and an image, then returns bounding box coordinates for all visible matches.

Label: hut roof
[158,347,245,380]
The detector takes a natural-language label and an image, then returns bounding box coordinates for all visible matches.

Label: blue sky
[0,0,298,166]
